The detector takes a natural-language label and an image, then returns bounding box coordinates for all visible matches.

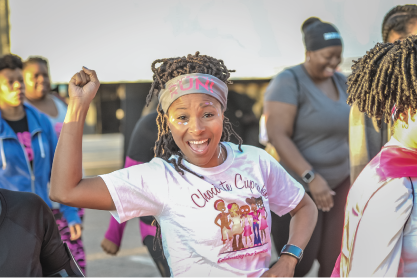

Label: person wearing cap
[349,4,417,184]
[49,52,317,277]
[263,17,350,277]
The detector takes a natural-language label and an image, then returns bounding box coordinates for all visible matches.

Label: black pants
[271,177,350,277]
[143,235,171,277]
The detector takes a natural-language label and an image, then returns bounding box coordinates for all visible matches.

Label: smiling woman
[49,52,317,277]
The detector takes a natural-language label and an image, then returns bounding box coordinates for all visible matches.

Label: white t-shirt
[100,142,304,277]
[349,138,416,277]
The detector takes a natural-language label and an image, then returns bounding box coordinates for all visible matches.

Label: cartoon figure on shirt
[214,199,232,245]
[228,203,245,251]
[239,205,253,248]
[256,196,268,243]
[246,197,262,246]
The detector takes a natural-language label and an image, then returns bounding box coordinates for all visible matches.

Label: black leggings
[271,177,350,277]
[143,235,171,277]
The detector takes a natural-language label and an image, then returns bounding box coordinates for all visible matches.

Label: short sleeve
[264,70,300,106]
[261,151,305,216]
[99,159,169,223]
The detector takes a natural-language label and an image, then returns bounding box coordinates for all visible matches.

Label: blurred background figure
[23,56,86,274]
[0,189,84,277]
[349,4,417,184]
[263,17,350,277]
[101,111,170,277]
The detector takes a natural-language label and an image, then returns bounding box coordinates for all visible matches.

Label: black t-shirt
[0,189,74,276]
[126,111,158,225]
[5,115,33,168]
[5,115,29,134]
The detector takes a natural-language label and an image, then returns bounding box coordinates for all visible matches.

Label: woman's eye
[177,116,187,120]
[204,113,214,118]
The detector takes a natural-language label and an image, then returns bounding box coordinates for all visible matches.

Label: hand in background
[69,224,82,241]
[308,173,335,212]
[261,255,297,277]
[101,238,120,255]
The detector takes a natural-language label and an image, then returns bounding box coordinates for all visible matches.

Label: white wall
[9,0,416,82]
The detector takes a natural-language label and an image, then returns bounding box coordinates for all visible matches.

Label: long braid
[348,35,417,126]
[382,5,417,43]
[147,52,243,251]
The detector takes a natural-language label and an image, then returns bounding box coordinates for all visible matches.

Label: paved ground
[81,133,318,276]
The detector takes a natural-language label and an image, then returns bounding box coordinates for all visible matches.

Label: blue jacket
[0,104,80,225]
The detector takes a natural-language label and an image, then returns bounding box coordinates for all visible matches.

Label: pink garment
[17,131,33,162]
[331,145,417,277]
[258,207,268,230]
[243,217,252,237]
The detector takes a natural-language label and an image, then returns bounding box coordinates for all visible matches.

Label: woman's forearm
[288,194,317,250]
[269,133,312,177]
[50,100,88,203]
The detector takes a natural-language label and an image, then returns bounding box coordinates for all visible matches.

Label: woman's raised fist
[68,67,100,106]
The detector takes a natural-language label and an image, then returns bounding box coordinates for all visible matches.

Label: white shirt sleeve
[99,159,170,223]
[349,178,413,277]
[262,153,305,216]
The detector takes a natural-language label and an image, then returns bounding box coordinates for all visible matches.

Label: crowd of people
[1,3,417,277]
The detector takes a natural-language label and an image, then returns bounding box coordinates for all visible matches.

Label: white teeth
[189,139,208,145]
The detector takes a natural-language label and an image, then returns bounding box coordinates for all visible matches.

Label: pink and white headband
[158,73,228,113]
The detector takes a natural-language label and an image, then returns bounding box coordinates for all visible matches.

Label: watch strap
[280,244,303,263]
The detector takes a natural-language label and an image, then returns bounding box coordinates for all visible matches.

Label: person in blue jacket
[0,54,82,256]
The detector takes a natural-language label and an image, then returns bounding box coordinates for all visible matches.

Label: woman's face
[23,62,50,100]
[167,93,224,168]
[387,18,417,43]
[0,68,25,108]
[307,45,342,79]
[216,201,226,212]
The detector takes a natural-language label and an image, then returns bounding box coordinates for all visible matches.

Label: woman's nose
[189,117,205,134]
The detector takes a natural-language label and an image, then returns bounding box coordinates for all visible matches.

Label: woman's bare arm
[264,101,334,211]
[49,68,115,210]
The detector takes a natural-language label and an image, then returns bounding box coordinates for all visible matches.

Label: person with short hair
[0,54,80,252]
[22,56,85,273]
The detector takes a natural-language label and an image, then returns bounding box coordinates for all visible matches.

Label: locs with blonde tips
[145,52,243,253]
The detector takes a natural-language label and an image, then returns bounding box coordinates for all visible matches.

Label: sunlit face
[0,68,25,107]
[387,18,417,43]
[23,62,50,100]
[166,93,224,168]
[307,45,343,79]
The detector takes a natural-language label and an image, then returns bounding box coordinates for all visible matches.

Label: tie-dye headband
[158,73,228,113]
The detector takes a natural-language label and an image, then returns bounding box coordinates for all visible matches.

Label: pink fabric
[105,216,127,246]
[17,132,33,161]
[331,145,417,277]
[125,156,141,168]
[139,220,157,242]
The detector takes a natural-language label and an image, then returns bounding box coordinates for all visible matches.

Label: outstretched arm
[50,68,115,211]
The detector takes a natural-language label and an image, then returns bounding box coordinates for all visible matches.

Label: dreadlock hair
[146,52,243,252]
[347,35,417,130]
[23,56,48,70]
[0,54,23,71]
[382,5,417,43]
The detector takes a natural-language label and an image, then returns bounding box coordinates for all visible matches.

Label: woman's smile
[187,138,210,154]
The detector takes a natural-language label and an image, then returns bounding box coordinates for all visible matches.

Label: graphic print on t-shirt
[17,132,33,162]
[214,196,270,257]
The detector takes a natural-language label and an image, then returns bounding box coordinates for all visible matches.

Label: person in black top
[101,111,171,277]
[0,188,84,277]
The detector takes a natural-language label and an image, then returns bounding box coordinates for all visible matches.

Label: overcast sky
[9,0,415,83]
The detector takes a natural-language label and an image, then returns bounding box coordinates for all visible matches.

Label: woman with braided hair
[332,35,417,277]
[49,52,317,277]
[349,4,417,183]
